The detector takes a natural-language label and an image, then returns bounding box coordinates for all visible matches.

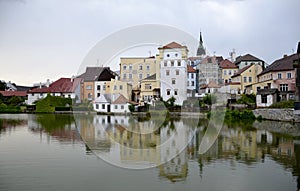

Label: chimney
[283,54,288,58]
[71,75,75,82]
[229,49,236,62]
[39,82,42,89]
[46,79,50,87]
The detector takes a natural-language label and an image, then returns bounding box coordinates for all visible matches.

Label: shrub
[36,94,72,113]
[269,100,294,108]
[237,94,256,104]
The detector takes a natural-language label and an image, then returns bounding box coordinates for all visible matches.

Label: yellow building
[231,63,263,94]
[119,56,157,89]
[219,59,238,84]
[107,77,132,100]
[140,74,160,103]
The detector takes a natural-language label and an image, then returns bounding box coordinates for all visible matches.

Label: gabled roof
[200,81,221,89]
[187,65,197,73]
[257,88,279,95]
[0,91,27,97]
[219,59,238,69]
[95,93,138,105]
[258,53,298,76]
[234,54,264,65]
[112,94,138,105]
[28,78,81,93]
[231,64,252,78]
[78,67,116,82]
[160,42,187,49]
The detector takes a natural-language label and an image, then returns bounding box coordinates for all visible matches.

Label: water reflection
[0,114,299,188]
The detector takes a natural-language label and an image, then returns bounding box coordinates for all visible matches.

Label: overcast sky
[0,0,299,86]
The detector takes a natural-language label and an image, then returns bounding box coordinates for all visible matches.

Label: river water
[0,113,299,191]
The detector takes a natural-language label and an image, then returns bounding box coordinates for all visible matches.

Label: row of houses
[1,34,299,112]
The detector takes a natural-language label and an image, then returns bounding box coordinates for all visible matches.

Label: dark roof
[143,74,156,80]
[160,42,187,49]
[0,91,27,97]
[234,54,264,65]
[16,85,32,91]
[219,59,238,69]
[258,53,298,76]
[231,64,252,78]
[257,88,279,95]
[78,67,116,82]
[28,78,81,93]
[216,56,224,63]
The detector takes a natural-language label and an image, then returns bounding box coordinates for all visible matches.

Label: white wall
[111,103,130,113]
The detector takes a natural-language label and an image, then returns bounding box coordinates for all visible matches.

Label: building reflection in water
[22,113,300,186]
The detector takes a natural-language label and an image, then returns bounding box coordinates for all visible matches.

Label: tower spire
[197,31,206,57]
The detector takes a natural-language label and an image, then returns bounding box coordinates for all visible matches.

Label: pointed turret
[197,32,206,56]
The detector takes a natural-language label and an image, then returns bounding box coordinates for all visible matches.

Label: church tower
[196,32,206,57]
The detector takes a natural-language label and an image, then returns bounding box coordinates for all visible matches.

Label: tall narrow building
[196,32,206,57]
[159,42,188,106]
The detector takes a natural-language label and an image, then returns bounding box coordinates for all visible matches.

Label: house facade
[187,65,197,97]
[159,42,188,106]
[254,54,297,101]
[140,74,160,104]
[234,54,265,69]
[26,77,82,105]
[219,59,238,84]
[78,67,116,102]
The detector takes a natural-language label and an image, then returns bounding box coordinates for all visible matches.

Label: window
[287,72,292,79]
[191,81,195,86]
[97,85,101,90]
[178,61,181,66]
[123,74,126,79]
[172,78,176,84]
[257,87,261,92]
[164,61,167,67]
[167,54,170,57]
[174,89,178,95]
[167,89,170,95]
[166,70,170,76]
[146,65,150,70]
[261,95,267,103]
[191,73,194,79]
[139,65,143,70]
[280,84,288,91]
[129,64,132,70]
[243,77,247,83]
[139,74,143,80]
[175,53,178,57]
[176,70,179,75]
[121,105,124,110]
[229,79,232,82]
[145,84,152,90]
[147,74,150,78]
[114,85,117,90]
[102,104,105,109]
[123,65,126,70]
[278,73,282,79]
[119,85,123,90]
[249,77,252,83]
[229,70,232,75]
[129,74,132,79]
[115,105,118,109]
[86,85,92,90]
[96,104,99,109]
[224,70,227,75]
[171,61,174,67]
[103,85,106,90]
[97,93,100,97]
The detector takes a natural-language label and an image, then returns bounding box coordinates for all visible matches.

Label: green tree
[0,81,6,91]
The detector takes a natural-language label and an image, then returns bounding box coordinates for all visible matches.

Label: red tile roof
[187,65,197,73]
[231,65,252,78]
[160,42,187,49]
[219,59,238,69]
[258,53,298,76]
[28,78,81,93]
[111,94,138,105]
[200,81,221,89]
[0,91,27,97]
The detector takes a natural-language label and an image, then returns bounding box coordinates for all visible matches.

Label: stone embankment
[253,108,300,123]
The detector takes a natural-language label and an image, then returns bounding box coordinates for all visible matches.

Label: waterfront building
[159,42,188,105]
[234,53,265,70]
[140,74,160,104]
[26,77,82,105]
[219,59,238,84]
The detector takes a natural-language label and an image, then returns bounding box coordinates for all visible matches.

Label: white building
[93,93,137,113]
[159,42,188,106]
[187,65,197,97]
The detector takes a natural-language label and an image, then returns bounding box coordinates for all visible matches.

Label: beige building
[219,59,238,84]
[140,74,160,103]
[119,56,157,89]
[231,63,263,94]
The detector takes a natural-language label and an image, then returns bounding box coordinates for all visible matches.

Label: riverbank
[253,108,300,123]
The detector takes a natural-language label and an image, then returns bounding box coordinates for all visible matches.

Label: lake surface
[0,113,300,191]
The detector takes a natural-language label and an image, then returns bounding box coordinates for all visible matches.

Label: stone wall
[253,108,300,122]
